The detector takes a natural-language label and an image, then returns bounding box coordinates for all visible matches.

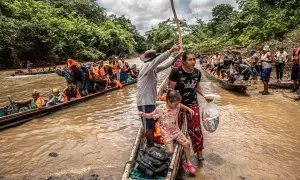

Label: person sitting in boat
[106,73,123,89]
[67,59,88,96]
[108,58,120,80]
[128,64,138,79]
[122,60,136,82]
[14,90,46,109]
[62,82,81,101]
[85,63,96,94]
[119,59,130,83]
[46,88,66,107]
[221,55,235,79]
[94,60,111,91]
[139,90,196,175]
[233,56,252,83]
[213,52,222,78]
[234,62,252,83]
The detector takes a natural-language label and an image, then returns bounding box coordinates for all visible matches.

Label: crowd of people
[135,44,300,176]
[201,46,300,95]
[10,57,137,113]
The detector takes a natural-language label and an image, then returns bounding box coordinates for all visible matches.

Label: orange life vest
[35,97,45,107]
[154,121,163,144]
[67,59,82,71]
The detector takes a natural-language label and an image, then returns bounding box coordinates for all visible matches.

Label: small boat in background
[10,70,56,77]
[200,66,248,93]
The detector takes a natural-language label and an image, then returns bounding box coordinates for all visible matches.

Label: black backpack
[136,147,170,178]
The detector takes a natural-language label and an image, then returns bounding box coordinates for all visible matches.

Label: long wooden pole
[170,0,182,47]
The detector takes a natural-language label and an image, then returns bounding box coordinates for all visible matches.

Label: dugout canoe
[0,80,136,130]
[122,76,188,180]
[200,66,248,93]
[10,71,56,77]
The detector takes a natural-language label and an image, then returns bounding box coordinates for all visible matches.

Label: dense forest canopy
[147,0,300,52]
[0,0,147,68]
[0,0,299,68]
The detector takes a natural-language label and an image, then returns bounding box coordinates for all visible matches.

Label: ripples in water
[0,61,300,179]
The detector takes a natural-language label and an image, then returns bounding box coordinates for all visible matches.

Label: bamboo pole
[170,0,182,47]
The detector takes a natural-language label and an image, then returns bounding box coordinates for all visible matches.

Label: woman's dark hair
[182,51,196,61]
[166,89,182,103]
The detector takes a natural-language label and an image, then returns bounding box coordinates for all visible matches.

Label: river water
[0,59,299,180]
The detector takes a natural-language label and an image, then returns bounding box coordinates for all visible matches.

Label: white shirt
[276,51,288,63]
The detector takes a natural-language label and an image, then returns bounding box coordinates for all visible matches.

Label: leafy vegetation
[0,0,146,68]
[1,0,299,68]
[147,0,300,52]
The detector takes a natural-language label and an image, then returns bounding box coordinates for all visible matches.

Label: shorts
[261,67,272,83]
[291,64,299,81]
[161,126,188,146]
[138,105,156,130]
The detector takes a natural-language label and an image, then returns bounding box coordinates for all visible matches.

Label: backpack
[136,146,170,178]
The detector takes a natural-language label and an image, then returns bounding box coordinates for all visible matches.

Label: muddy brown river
[0,58,299,180]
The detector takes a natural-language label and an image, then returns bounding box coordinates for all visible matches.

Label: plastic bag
[202,100,219,133]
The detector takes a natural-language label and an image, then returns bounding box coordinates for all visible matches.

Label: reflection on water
[0,60,300,179]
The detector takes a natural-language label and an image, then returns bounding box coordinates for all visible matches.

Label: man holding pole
[136,44,182,147]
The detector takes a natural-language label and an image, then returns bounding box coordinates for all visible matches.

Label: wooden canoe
[269,82,293,89]
[122,76,187,180]
[0,80,136,130]
[10,71,56,77]
[200,66,247,93]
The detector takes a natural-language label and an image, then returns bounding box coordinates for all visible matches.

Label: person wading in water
[260,45,273,95]
[169,51,208,161]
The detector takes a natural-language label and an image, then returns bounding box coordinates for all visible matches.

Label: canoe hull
[122,75,186,180]
[269,82,293,89]
[0,80,136,130]
[10,71,56,77]
[200,66,247,93]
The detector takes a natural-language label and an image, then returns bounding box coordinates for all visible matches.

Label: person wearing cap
[46,88,66,107]
[14,90,46,109]
[260,45,273,95]
[137,44,182,147]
